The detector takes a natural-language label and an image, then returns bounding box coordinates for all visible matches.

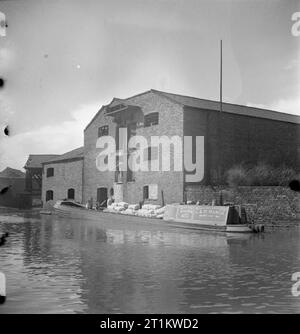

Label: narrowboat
[52,200,264,233]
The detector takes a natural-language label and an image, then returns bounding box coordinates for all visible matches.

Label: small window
[145,146,158,161]
[98,125,109,137]
[67,188,75,199]
[46,190,53,202]
[46,167,54,177]
[144,112,159,127]
[143,185,149,200]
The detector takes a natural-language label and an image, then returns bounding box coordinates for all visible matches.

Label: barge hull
[52,202,256,233]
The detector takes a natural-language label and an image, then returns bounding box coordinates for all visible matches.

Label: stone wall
[185,185,300,225]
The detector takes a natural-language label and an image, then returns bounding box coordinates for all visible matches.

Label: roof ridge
[151,89,300,119]
[150,89,185,106]
[42,146,84,164]
[28,154,60,157]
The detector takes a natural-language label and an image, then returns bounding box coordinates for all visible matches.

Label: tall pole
[218,39,223,192]
[220,39,223,113]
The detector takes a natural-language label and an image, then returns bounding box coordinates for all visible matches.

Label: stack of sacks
[118,202,129,209]
[106,202,128,212]
[142,204,161,211]
[121,203,140,215]
[105,202,166,219]
[135,204,166,218]
[153,206,166,219]
[136,208,154,218]
[106,204,116,212]
[128,204,140,210]
[121,208,135,215]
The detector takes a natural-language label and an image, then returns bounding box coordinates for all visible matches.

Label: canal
[0,211,299,313]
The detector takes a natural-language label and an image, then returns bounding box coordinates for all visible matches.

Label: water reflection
[0,213,299,313]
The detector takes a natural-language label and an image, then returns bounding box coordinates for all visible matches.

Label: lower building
[24,154,59,207]
[41,147,84,205]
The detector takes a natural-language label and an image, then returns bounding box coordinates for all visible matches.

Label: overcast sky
[0,0,299,170]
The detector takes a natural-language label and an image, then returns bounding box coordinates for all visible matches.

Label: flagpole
[218,39,223,194]
[220,39,222,113]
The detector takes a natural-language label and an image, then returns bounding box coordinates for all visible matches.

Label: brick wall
[185,185,300,225]
[83,102,117,203]
[83,91,185,204]
[42,159,83,204]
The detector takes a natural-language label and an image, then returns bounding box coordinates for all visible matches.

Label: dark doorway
[67,188,75,199]
[143,185,149,200]
[97,187,107,205]
[46,190,53,202]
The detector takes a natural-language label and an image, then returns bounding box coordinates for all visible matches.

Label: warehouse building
[41,89,300,207]
[83,89,300,205]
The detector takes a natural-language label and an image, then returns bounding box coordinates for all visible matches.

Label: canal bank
[185,186,300,226]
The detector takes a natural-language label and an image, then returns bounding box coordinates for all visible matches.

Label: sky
[0,0,299,171]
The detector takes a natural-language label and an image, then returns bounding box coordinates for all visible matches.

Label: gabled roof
[84,89,300,130]
[84,90,152,131]
[24,154,60,169]
[42,147,84,165]
[0,167,25,178]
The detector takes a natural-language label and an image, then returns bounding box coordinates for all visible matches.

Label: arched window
[46,167,54,177]
[46,190,53,201]
[67,188,75,199]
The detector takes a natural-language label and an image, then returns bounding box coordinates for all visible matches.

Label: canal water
[0,211,299,314]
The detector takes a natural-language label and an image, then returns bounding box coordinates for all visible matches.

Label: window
[98,125,109,137]
[46,190,53,202]
[145,146,158,161]
[149,184,158,200]
[46,167,54,177]
[143,185,149,200]
[67,188,75,199]
[143,184,158,200]
[144,112,159,127]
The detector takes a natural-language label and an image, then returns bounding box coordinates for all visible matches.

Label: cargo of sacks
[136,204,166,219]
[106,202,129,213]
[119,204,139,215]
[105,202,166,219]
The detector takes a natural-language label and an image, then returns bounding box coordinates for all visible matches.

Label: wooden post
[161,190,165,207]
[0,272,6,304]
